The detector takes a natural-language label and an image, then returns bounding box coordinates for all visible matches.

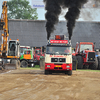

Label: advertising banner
[31,0,45,8]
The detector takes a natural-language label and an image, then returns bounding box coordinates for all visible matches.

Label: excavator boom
[0,1,9,57]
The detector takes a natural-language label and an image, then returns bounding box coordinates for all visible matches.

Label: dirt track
[0,69,100,100]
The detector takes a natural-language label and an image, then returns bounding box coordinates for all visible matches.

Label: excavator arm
[0,1,9,57]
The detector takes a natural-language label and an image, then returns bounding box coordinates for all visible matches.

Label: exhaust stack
[69,40,71,45]
[48,40,49,43]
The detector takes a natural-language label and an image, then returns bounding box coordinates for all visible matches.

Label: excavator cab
[7,40,20,58]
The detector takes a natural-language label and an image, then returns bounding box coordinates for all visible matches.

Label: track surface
[0,69,100,100]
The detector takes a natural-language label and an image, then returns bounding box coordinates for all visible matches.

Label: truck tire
[90,57,98,70]
[45,70,49,75]
[72,56,77,70]
[67,70,72,75]
[97,56,100,69]
[76,56,83,69]
[21,60,28,68]
[65,71,68,74]
[83,65,89,69]
[49,71,52,74]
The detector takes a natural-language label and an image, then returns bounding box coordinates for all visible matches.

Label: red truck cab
[34,48,45,65]
[45,35,72,75]
[72,42,98,69]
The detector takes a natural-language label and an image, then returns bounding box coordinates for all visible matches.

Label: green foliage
[34,65,40,68]
[20,65,40,70]
[7,0,38,20]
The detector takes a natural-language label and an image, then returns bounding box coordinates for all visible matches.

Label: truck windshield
[80,44,93,52]
[24,50,31,54]
[35,50,41,55]
[46,46,71,55]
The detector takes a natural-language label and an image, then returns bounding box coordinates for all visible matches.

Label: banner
[31,0,45,8]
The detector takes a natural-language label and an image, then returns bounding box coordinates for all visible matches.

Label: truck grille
[88,52,95,62]
[51,58,66,63]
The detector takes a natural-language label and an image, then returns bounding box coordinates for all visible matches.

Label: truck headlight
[7,59,11,63]
[66,66,70,68]
[31,63,34,67]
[47,65,50,67]
[0,59,2,62]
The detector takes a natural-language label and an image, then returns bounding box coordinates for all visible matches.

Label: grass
[20,65,100,72]
[77,69,100,72]
[20,65,40,70]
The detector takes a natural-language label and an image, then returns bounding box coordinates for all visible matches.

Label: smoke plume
[43,0,62,40]
[44,0,88,40]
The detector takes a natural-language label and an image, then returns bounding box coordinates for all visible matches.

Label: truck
[20,45,30,56]
[95,48,100,69]
[20,49,35,67]
[44,35,73,75]
[73,42,98,69]
[33,47,45,65]
[0,1,20,69]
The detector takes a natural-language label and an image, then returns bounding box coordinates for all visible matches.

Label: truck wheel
[65,71,68,74]
[90,57,98,70]
[97,56,100,69]
[21,60,28,68]
[67,70,72,75]
[72,56,77,70]
[76,56,83,69]
[83,65,89,69]
[45,70,49,75]
[49,71,52,74]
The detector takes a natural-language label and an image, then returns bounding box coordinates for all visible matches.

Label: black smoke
[44,0,88,40]
[43,0,62,40]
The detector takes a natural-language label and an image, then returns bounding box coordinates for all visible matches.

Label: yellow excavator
[0,1,20,70]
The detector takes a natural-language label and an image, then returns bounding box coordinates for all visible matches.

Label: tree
[7,0,38,20]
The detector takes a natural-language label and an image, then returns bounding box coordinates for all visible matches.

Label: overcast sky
[0,0,100,21]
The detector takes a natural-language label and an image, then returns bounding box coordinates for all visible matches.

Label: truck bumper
[45,63,72,71]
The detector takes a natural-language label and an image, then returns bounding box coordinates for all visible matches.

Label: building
[4,19,100,48]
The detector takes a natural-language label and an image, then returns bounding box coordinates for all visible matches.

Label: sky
[0,0,100,21]
[0,0,46,20]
